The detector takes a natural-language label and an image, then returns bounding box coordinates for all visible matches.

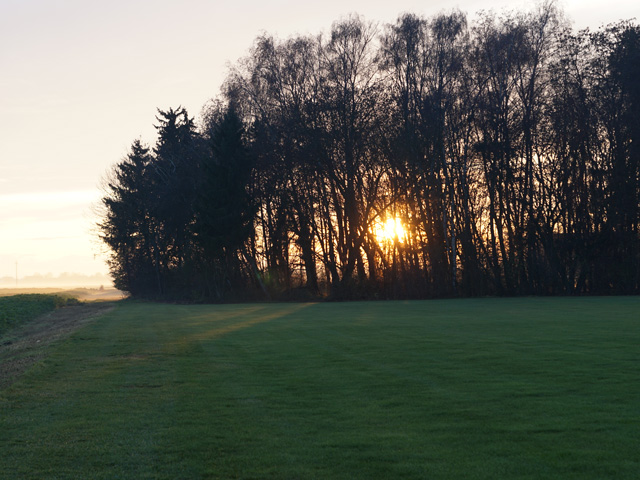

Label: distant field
[1,297,639,479]
[0,294,80,335]
[0,287,126,301]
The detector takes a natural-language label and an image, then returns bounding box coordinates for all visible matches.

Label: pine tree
[194,107,255,299]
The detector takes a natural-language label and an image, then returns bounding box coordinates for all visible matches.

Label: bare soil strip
[0,303,114,389]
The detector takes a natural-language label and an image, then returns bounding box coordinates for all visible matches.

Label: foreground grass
[0,294,79,335]
[1,297,639,479]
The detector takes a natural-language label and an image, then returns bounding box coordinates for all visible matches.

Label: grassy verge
[0,294,80,335]
[1,297,639,479]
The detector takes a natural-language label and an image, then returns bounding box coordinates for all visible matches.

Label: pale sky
[0,0,637,285]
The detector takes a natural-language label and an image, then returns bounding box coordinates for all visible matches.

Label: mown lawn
[1,297,639,479]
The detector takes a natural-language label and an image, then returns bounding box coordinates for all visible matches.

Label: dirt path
[0,303,115,389]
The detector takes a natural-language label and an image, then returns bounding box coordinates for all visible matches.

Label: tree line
[98,3,640,301]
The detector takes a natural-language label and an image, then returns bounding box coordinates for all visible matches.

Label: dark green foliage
[607,25,640,291]
[194,107,255,300]
[196,107,253,256]
[153,107,201,265]
[99,106,258,301]
[99,140,163,297]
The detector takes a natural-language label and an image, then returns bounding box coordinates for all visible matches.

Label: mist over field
[0,272,112,289]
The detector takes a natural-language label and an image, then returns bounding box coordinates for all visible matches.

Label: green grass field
[1,297,639,479]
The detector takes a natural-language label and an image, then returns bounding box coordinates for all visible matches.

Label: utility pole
[15,260,18,287]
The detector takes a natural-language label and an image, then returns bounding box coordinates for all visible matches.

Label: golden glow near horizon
[373,217,407,245]
[0,189,108,282]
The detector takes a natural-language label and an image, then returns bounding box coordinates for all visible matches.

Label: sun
[373,217,406,244]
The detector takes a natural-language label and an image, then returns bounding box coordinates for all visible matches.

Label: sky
[1,0,637,286]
